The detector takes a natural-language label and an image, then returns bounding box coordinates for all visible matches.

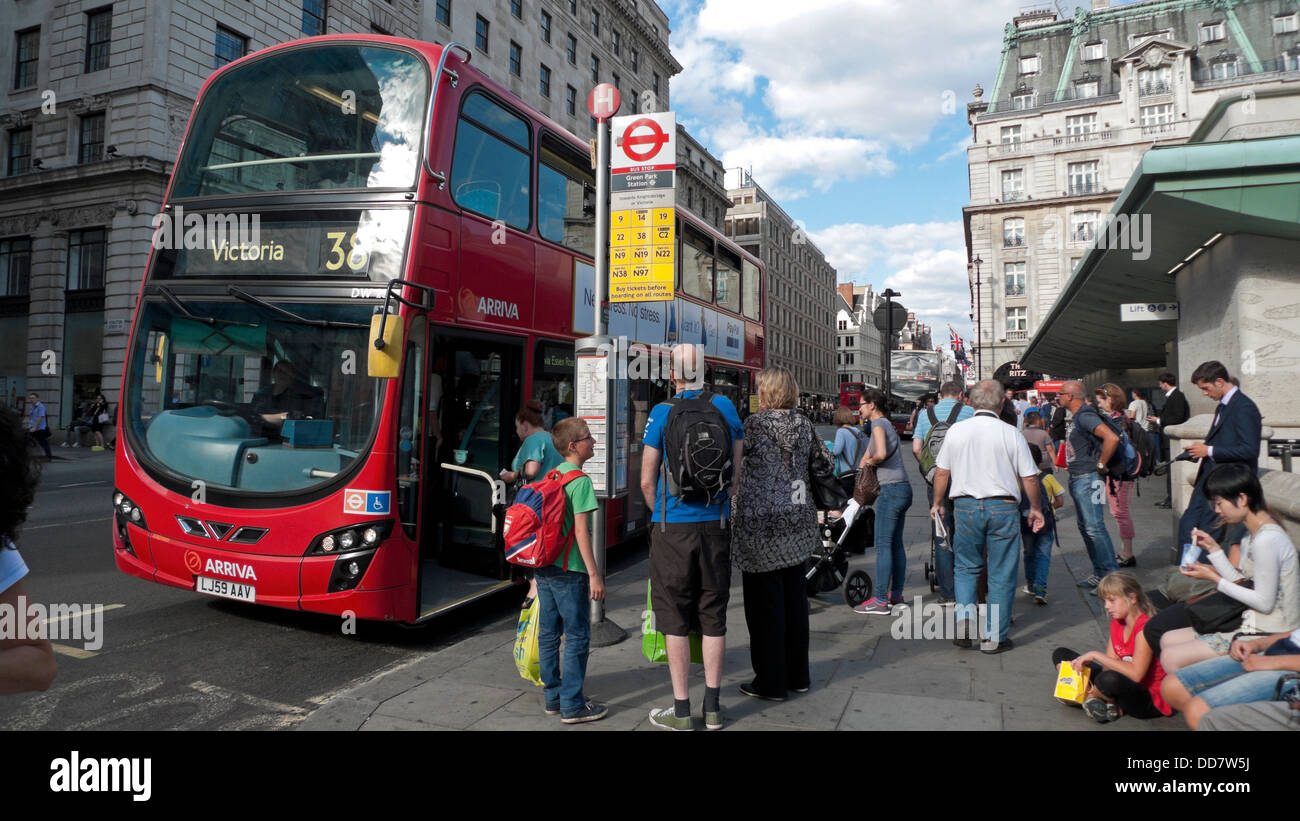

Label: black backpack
[1130,421,1158,478]
[660,392,733,513]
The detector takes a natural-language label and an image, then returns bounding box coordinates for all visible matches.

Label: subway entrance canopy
[1021,96,1300,377]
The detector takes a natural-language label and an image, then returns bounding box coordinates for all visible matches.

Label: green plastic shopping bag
[514,598,542,686]
[641,580,703,664]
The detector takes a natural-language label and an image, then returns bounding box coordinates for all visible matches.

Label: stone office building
[725,167,838,399]
[963,0,1300,381]
[834,283,884,390]
[0,0,680,427]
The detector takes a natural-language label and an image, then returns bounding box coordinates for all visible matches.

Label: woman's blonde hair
[1096,572,1155,617]
[1094,382,1126,413]
[756,367,798,410]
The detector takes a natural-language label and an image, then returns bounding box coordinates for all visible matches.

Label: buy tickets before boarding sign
[609,111,675,303]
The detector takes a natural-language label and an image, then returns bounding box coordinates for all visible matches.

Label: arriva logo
[477,297,520,319]
[204,558,258,581]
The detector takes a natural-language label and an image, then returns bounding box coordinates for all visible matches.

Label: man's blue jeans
[926,483,955,599]
[874,482,913,600]
[1067,473,1117,577]
[535,566,591,716]
[953,498,1019,643]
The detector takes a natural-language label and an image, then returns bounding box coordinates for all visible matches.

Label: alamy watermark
[151,205,265,258]
[587,338,704,387]
[0,597,104,651]
[890,598,1001,641]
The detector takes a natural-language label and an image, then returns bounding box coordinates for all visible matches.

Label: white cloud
[718,135,894,199]
[811,221,972,340]
[671,0,1025,193]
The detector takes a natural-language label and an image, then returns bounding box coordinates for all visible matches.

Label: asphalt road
[0,453,572,731]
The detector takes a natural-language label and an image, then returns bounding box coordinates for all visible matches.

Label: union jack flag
[949,326,968,364]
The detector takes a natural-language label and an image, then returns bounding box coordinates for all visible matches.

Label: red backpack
[502,468,587,568]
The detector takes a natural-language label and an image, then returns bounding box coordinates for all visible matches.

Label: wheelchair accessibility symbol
[343,489,390,516]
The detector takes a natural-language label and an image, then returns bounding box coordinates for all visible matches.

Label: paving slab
[371,681,520,730]
[839,690,1002,732]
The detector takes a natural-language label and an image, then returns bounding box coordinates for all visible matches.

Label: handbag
[642,581,703,664]
[1185,581,1254,634]
[853,423,896,506]
[809,429,848,510]
[97,412,111,424]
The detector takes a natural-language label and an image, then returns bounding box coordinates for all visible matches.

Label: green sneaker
[703,706,725,731]
[648,707,693,731]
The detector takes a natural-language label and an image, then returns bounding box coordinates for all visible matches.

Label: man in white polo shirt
[931,380,1044,654]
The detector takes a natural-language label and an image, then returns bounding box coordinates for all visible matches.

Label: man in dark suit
[1148,372,1190,508]
[1176,361,1262,559]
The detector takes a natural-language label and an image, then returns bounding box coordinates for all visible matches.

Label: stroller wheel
[844,570,873,607]
[924,561,933,580]
[929,570,938,593]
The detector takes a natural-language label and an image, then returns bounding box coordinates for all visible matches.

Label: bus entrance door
[417,333,523,617]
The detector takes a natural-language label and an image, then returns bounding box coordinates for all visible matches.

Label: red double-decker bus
[112,36,765,623]
[839,382,867,411]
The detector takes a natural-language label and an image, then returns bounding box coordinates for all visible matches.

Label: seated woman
[1162,628,1300,729]
[1159,463,1300,673]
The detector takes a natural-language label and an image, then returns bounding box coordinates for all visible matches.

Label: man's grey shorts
[649,520,731,637]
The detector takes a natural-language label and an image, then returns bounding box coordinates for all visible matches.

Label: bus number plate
[195,575,256,603]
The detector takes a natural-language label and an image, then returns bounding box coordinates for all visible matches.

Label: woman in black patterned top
[732,367,835,701]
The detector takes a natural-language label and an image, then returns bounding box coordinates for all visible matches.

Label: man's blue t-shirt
[912,398,973,444]
[643,390,744,523]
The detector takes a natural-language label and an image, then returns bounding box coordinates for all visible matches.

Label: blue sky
[657,0,1147,343]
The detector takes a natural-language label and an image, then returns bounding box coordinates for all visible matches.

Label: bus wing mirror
[368,314,404,379]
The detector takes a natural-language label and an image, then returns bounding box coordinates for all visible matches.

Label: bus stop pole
[589,112,626,647]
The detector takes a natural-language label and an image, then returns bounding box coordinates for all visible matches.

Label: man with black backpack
[912,380,972,604]
[640,343,744,731]
[1059,380,1120,589]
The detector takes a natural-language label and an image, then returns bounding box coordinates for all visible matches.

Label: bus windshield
[171,44,428,197]
[125,297,384,496]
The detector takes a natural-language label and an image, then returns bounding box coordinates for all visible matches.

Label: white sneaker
[60,442,68,447]
[71,442,80,447]
[1021,585,1032,596]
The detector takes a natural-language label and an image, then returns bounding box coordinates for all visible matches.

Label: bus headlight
[338,530,357,550]
[362,527,379,545]
[112,489,147,531]
[307,520,392,557]
[321,534,336,553]
[328,550,377,593]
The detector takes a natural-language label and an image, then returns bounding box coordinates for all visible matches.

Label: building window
[1004,263,1026,297]
[7,128,31,176]
[1065,112,1097,135]
[1075,79,1099,98]
[370,23,391,35]
[436,0,451,26]
[1006,307,1027,333]
[566,85,576,116]
[591,9,600,36]
[475,15,490,53]
[539,64,551,97]
[79,112,105,164]
[303,0,327,35]
[590,55,599,83]
[540,10,552,42]
[1138,66,1171,95]
[569,0,577,14]
[1000,124,1022,145]
[509,41,522,76]
[214,26,247,69]
[1003,217,1025,247]
[511,0,522,19]
[612,72,619,92]
[1200,22,1225,43]
[85,7,113,73]
[1276,14,1299,35]
[1129,29,1171,48]
[612,30,621,57]
[1081,41,1106,61]
[1068,160,1098,195]
[1070,210,1099,243]
[0,238,32,297]
[566,34,577,64]
[1212,60,1239,79]
[653,72,660,97]
[1000,168,1024,202]
[14,28,39,89]
[1019,55,1040,74]
[1287,52,1300,72]
[1011,91,1034,110]
[1140,103,1174,127]
[629,88,638,111]
[68,228,107,291]
[631,49,639,73]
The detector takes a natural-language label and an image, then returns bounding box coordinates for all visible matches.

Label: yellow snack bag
[1054,660,1091,705]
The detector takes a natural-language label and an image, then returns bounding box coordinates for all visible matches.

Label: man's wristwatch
[1096,461,1106,473]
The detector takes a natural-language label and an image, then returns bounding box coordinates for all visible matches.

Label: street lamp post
[968,256,982,380]
[882,288,901,408]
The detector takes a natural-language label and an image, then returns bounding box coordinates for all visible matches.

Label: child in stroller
[804,496,876,606]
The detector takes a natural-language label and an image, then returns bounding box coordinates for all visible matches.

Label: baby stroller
[804,498,876,607]
[922,510,949,593]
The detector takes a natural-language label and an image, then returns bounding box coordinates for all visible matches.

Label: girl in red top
[1051,573,1172,722]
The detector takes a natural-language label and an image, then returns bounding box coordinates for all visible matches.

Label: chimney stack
[1092,0,1110,10]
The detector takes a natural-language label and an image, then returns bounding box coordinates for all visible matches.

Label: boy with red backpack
[507,416,606,723]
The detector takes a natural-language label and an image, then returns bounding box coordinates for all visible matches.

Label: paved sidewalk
[299,468,1187,732]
